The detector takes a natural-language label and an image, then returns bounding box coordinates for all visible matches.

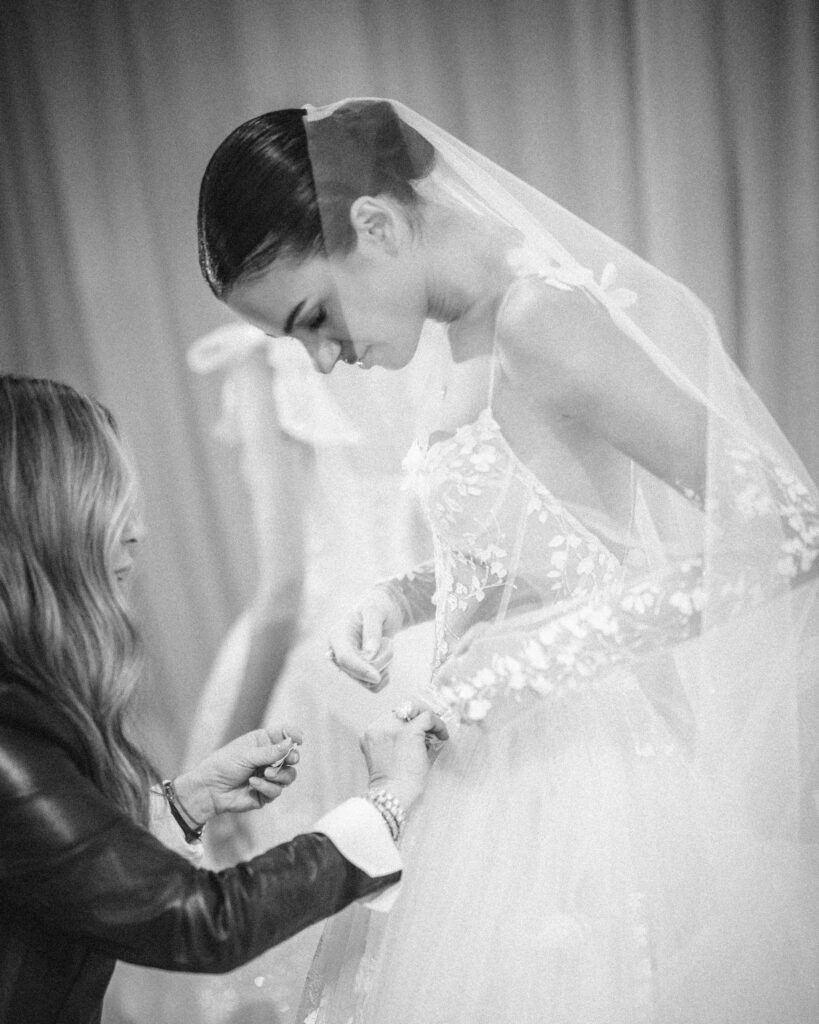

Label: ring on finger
[392,701,416,722]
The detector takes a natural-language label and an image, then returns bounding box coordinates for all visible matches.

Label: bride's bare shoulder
[495,276,610,412]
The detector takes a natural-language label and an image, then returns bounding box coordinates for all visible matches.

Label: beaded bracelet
[366,788,407,843]
[162,778,205,845]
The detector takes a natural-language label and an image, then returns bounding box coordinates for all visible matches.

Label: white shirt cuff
[313,797,402,911]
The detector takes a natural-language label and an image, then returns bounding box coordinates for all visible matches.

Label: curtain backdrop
[1,0,816,771]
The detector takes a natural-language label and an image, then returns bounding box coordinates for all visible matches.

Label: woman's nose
[309,337,341,374]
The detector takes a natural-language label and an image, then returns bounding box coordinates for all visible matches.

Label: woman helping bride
[197,98,819,1023]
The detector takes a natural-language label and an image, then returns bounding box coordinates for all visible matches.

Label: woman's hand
[173,725,303,824]
[327,586,406,691]
[361,706,449,811]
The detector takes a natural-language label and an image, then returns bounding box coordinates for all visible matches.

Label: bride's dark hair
[198,99,435,299]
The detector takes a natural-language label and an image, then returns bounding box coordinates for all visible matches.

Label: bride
[196,98,819,1023]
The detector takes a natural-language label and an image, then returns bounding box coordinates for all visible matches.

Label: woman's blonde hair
[0,375,154,824]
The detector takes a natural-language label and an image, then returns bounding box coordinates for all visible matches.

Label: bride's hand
[327,587,405,692]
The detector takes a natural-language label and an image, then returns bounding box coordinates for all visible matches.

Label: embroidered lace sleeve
[433,422,819,724]
[374,559,437,630]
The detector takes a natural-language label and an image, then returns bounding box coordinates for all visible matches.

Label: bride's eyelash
[307,307,326,331]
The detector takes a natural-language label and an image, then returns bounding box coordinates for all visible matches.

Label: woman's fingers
[326,589,401,690]
[262,764,297,785]
[331,644,380,686]
[246,737,300,771]
[366,707,449,745]
[411,710,450,743]
[248,764,296,803]
[265,724,304,746]
[329,613,382,686]
[247,777,284,804]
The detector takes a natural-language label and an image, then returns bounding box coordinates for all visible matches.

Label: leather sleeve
[0,694,399,973]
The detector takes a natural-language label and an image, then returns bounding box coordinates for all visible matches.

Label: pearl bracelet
[366,787,407,843]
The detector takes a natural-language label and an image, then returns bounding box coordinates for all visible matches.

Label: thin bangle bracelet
[162,778,205,844]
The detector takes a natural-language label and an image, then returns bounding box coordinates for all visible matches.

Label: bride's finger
[360,602,385,658]
[334,651,381,686]
[330,632,381,686]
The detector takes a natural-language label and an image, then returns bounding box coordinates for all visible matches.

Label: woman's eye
[307,308,326,331]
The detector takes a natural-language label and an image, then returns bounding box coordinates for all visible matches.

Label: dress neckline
[409,408,622,565]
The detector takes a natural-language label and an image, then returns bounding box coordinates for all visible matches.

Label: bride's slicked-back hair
[0,375,154,825]
[198,100,435,299]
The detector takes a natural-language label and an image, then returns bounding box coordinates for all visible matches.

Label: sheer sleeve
[433,420,819,727]
[375,559,438,630]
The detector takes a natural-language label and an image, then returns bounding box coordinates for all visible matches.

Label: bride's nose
[308,337,342,374]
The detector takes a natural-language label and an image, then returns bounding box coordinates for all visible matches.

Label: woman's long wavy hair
[0,375,155,825]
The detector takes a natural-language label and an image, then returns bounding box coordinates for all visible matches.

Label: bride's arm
[436,528,819,725]
[373,560,438,629]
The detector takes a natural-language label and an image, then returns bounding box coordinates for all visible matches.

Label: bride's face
[226,200,429,374]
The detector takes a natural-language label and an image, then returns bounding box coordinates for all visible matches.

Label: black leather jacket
[0,682,398,1024]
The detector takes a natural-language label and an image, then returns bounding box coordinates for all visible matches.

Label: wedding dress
[293,99,819,1024]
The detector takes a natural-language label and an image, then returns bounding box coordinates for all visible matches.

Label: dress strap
[488,271,520,413]
[487,343,499,412]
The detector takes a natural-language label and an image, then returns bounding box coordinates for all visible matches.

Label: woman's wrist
[170,771,217,826]
[366,786,408,843]
[372,580,420,636]
[367,775,416,815]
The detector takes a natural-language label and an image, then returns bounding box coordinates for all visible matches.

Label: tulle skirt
[298,667,819,1024]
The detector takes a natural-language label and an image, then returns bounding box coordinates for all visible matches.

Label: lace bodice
[404,405,622,672]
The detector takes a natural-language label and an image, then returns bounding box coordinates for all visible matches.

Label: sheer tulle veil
[297,99,819,1022]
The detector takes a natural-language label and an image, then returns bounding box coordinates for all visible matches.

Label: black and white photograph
[1,2,818,1022]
